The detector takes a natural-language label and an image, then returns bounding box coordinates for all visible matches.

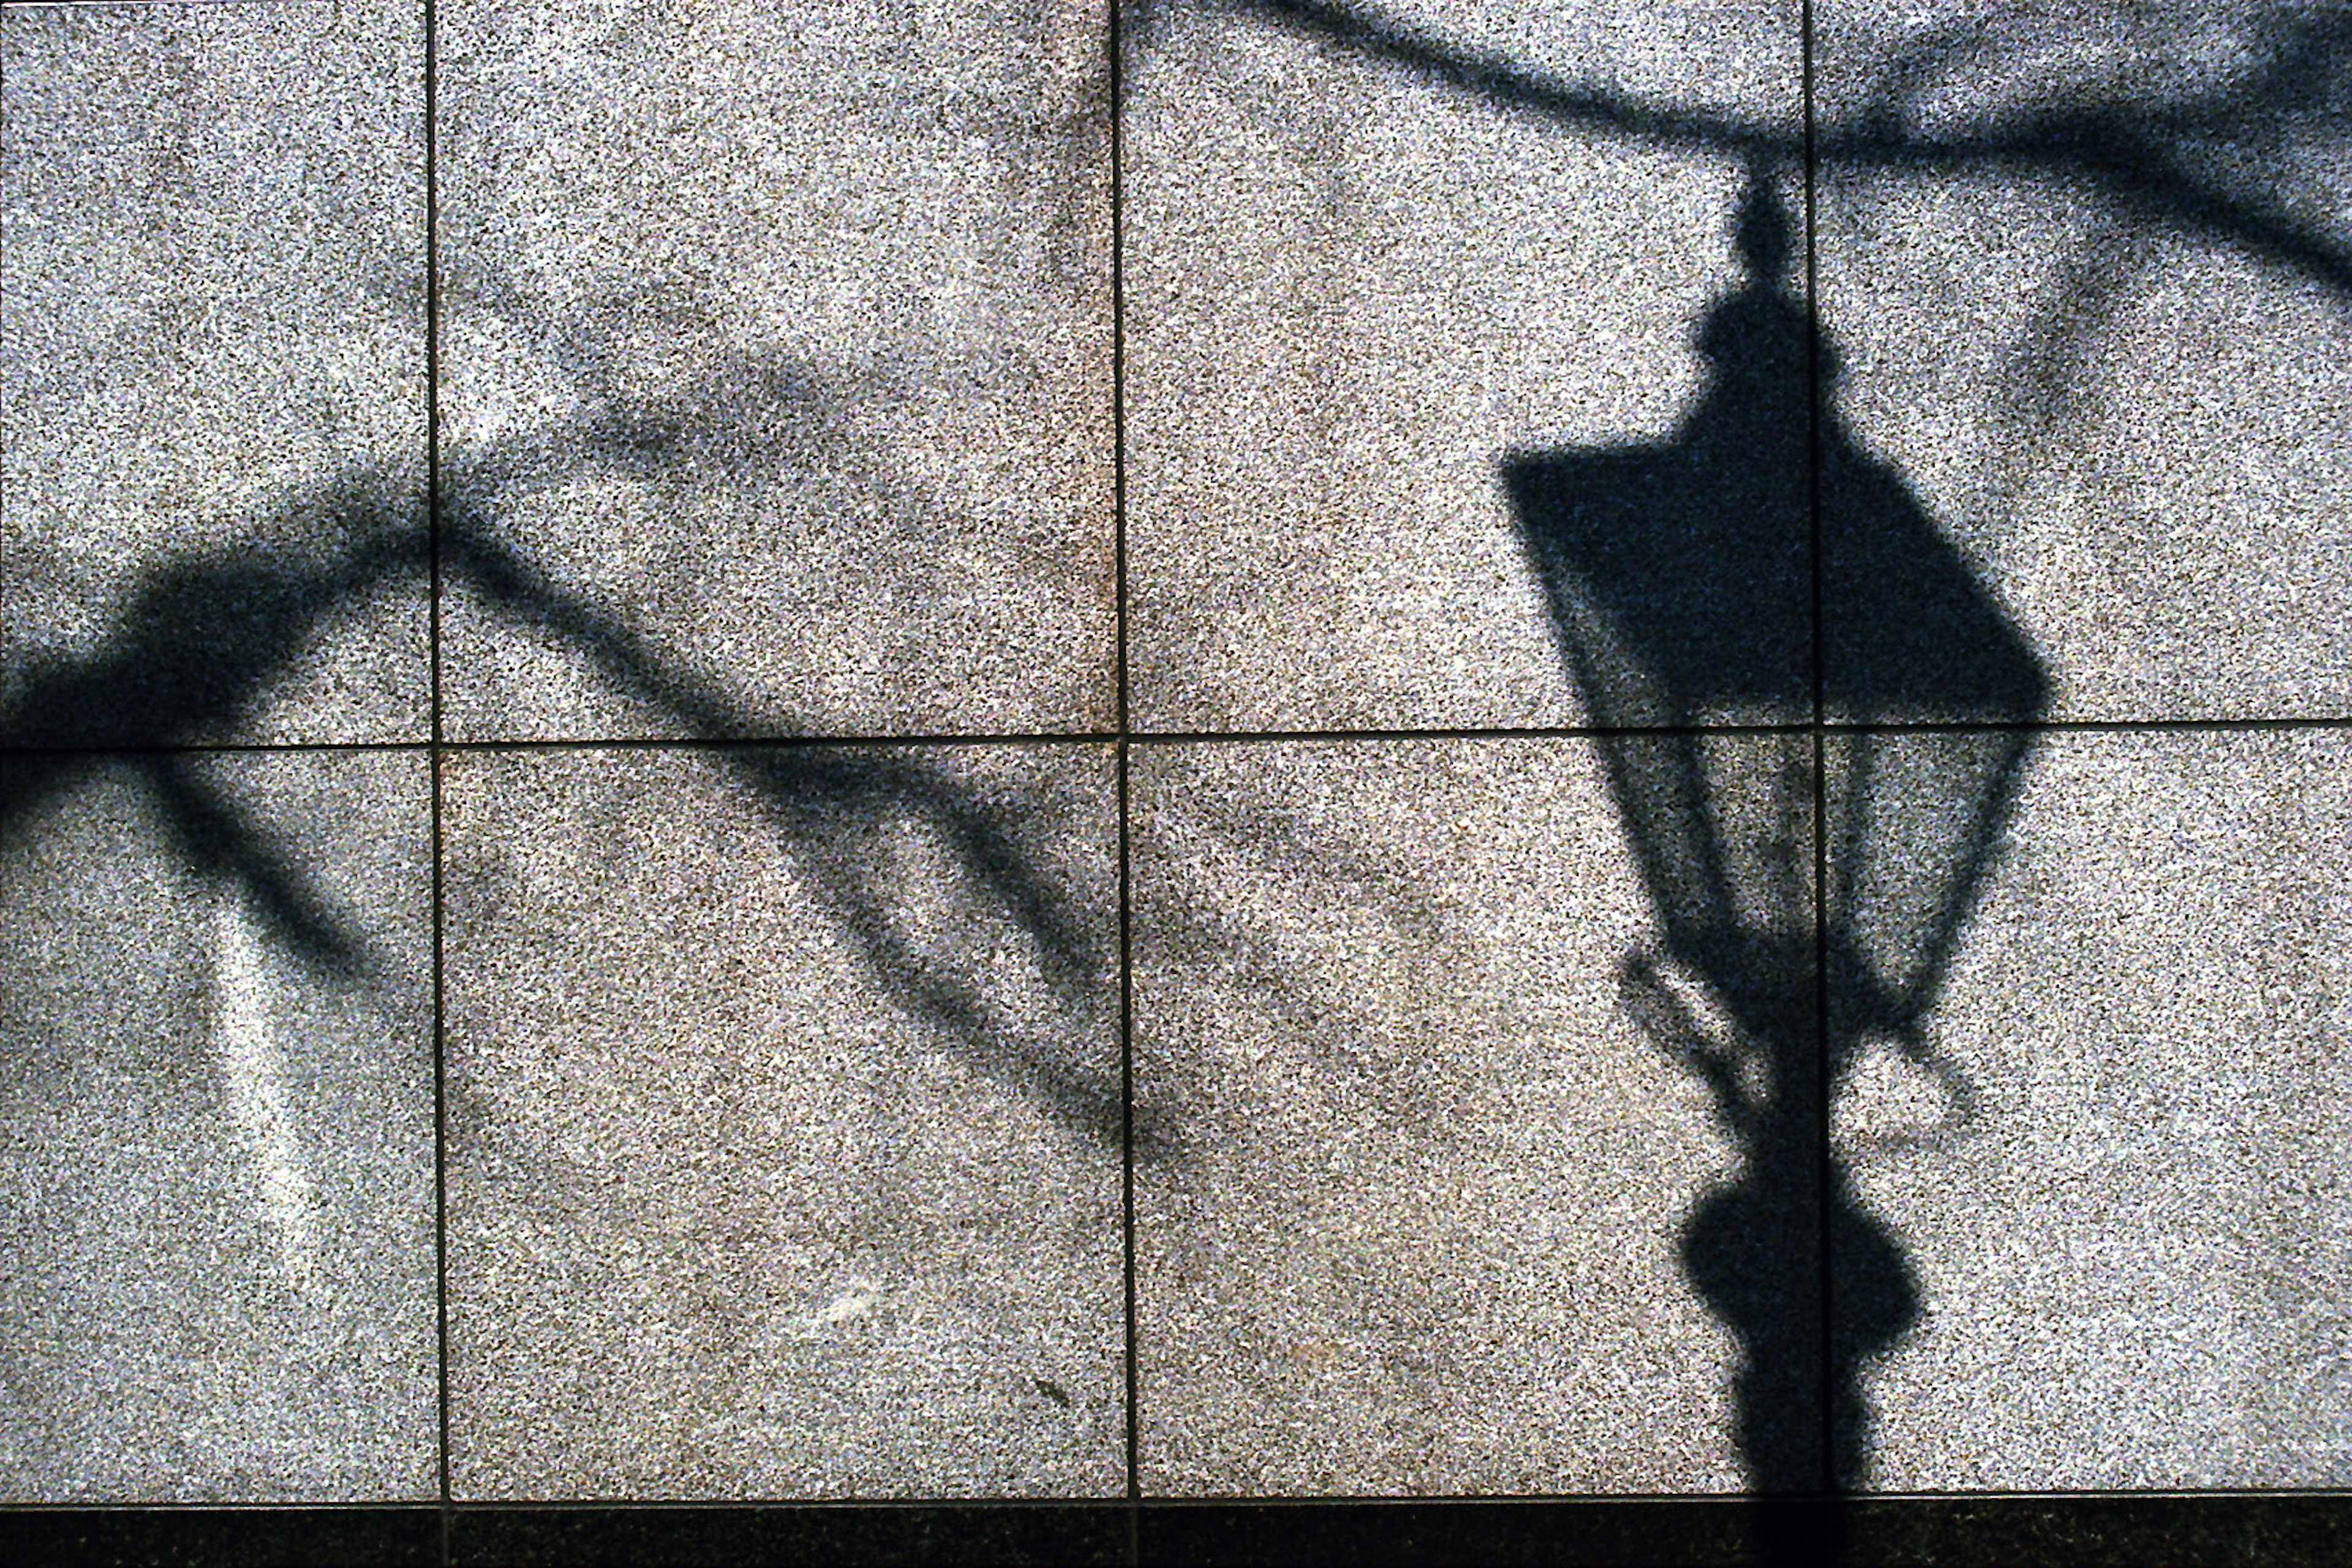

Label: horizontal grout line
[6,713,2351,761]
[0,1504,390,1513]
[5,1487,2346,1510]
[0,740,429,758]
[435,731,1118,750]
[1136,715,2352,742]
[440,1499,1133,1510]
[1080,1487,2352,1504]
[0,733,1112,758]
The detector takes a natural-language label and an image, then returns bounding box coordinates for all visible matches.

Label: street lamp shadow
[1504,168,2051,1513]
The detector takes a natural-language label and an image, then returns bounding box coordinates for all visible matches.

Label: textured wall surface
[4,0,2347,1508]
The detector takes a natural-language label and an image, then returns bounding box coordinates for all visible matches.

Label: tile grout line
[421,0,454,1556]
[1801,0,1836,1509]
[1109,0,1143,1544]
[9,713,2347,767]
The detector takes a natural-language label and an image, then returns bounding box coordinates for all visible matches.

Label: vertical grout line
[1108,2,1142,1553]
[1798,0,1835,1514]
[421,0,453,1558]
[1108,12,1129,745]
[1117,742,1140,1540]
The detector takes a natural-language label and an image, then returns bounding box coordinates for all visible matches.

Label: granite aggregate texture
[2,0,2349,1536]
[1850,729,2352,1489]
[1129,737,1755,1493]
[1124,0,1804,733]
[0,748,437,1499]
[440,742,1124,1497]
[432,0,1114,740]
[2,0,429,748]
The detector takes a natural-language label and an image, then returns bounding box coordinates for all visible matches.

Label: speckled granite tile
[1,1,428,747]
[1123,1,1803,733]
[440,742,1123,1497]
[432,0,1113,742]
[1131,736,1828,1494]
[1841,729,2352,1488]
[0,747,437,1501]
[1811,4,2352,722]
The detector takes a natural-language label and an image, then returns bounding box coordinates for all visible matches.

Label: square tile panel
[441,742,1123,1496]
[0,747,437,1500]
[1132,736,1825,1493]
[1841,729,2352,1487]
[1812,3,2352,721]
[1123,1,1803,733]
[2,0,428,747]
[432,0,1114,741]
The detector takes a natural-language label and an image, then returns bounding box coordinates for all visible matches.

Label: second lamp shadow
[1504,171,2049,1494]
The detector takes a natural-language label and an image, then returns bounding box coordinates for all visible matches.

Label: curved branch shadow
[1,368,1138,1153]
[1216,0,2352,300]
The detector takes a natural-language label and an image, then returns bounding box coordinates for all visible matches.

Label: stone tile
[0,747,437,1501]
[441,742,1123,1497]
[432,0,1113,742]
[1812,6,2352,722]
[1840,729,2352,1487]
[1132,735,1828,1494]
[1123,1,1803,733]
[1,1,428,747]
